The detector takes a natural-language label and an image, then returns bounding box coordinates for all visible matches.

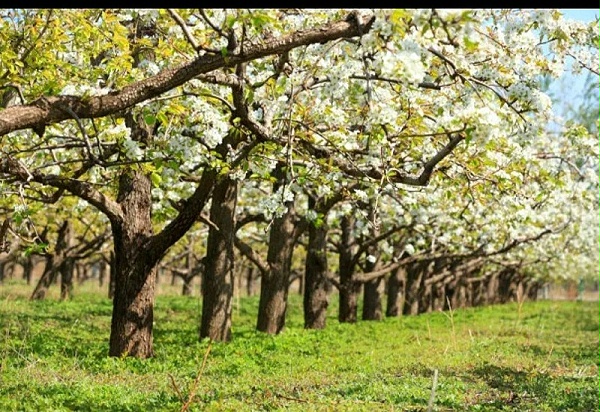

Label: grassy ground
[0,280,598,411]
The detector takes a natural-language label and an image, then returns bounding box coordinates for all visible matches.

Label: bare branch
[167,9,200,52]
[0,155,122,222]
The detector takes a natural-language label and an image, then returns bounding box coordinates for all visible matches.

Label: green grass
[0,281,598,411]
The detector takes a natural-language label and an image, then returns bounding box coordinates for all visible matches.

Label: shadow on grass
[472,364,599,411]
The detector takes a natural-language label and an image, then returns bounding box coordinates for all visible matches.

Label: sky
[561,9,598,22]
[549,9,599,118]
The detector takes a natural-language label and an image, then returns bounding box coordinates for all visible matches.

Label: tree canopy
[0,9,597,357]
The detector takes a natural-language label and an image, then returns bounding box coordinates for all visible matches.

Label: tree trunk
[182,274,194,296]
[338,214,361,323]
[31,221,71,300]
[108,251,116,299]
[99,257,108,287]
[303,195,330,329]
[22,255,34,285]
[403,260,426,315]
[497,269,514,303]
[200,174,237,341]
[386,265,405,317]
[181,239,197,296]
[257,165,298,334]
[256,198,297,334]
[485,271,499,304]
[362,214,382,321]
[108,170,156,358]
[60,258,75,300]
[246,266,255,296]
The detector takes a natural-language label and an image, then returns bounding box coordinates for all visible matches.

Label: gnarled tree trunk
[108,170,156,358]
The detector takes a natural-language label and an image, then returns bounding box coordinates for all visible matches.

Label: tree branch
[0,13,375,137]
[0,155,123,222]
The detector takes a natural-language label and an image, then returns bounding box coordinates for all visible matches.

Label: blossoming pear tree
[0,9,597,358]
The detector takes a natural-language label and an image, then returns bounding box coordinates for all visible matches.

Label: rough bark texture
[108,170,156,358]
[256,201,297,334]
[338,214,361,323]
[200,174,237,341]
[303,196,330,329]
[256,166,298,334]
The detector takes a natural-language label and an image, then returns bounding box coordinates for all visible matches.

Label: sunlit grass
[0,280,598,411]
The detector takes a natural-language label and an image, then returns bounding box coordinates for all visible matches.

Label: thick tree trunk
[338,214,361,323]
[200,174,237,341]
[256,164,301,334]
[256,198,297,334]
[108,251,116,299]
[431,281,446,312]
[362,277,384,320]
[303,196,330,329]
[386,265,405,317]
[108,171,156,358]
[470,278,484,307]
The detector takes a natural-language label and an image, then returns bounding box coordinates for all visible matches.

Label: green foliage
[0,283,597,411]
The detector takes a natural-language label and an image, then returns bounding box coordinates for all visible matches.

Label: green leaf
[150,171,162,187]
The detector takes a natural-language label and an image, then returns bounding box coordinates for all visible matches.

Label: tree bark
[108,251,116,299]
[108,170,156,358]
[362,211,383,321]
[403,260,426,315]
[386,265,405,317]
[200,169,237,341]
[22,256,34,285]
[256,166,299,334]
[303,195,330,329]
[338,214,361,323]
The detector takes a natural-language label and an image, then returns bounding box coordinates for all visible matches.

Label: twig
[167,9,200,52]
[180,341,213,412]
[427,369,439,412]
